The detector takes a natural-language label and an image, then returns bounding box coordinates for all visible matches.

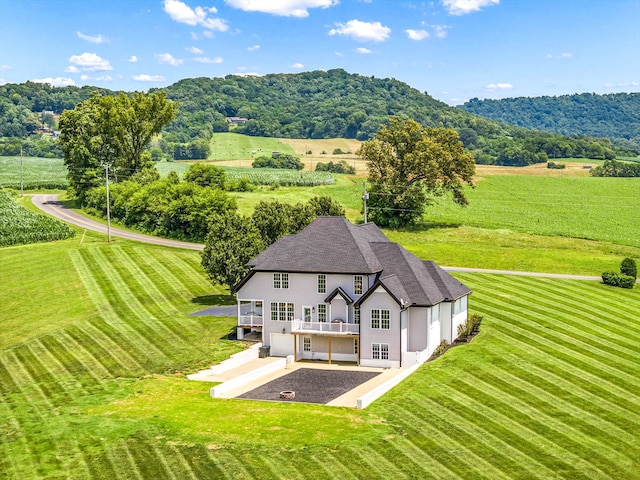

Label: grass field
[209,132,296,161]
[0,156,68,190]
[1,236,639,479]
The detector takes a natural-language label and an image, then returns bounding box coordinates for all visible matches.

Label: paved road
[31,194,204,250]
[33,194,634,283]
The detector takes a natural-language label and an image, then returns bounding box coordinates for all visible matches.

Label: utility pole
[362,181,369,224]
[105,163,112,243]
[20,144,24,197]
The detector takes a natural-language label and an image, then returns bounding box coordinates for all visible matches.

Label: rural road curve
[33,194,629,283]
[31,194,203,251]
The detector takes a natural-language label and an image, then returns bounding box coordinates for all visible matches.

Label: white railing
[291,319,359,335]
[238,314,263,327]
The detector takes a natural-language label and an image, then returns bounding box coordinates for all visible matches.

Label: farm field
[1,235,639,479]
[208,132,296,161]
[0,156,68,190]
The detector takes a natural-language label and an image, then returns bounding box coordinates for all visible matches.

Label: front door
[302,306,312,324]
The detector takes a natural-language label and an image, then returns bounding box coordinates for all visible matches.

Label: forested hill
[459,93,640,150]
[0,70,630,164]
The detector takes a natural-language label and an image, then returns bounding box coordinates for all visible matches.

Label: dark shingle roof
[247,216,385,274]
[243,216,471,305]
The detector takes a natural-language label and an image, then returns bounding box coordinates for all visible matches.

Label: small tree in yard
[602,258,637,289]
[201,212,265,289]
[621,258,637,279]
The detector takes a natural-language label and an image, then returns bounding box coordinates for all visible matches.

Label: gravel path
[237,368,380,404]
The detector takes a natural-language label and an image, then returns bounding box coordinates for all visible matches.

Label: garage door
[270,333,294,357]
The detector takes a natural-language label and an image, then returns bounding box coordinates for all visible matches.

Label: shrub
[456,313,484,342]
[252,153,304,170]
[333,148,344,155]
[602,272,635,289]
[315,160,355,174]
[433,340,449,357]
[621,258,637,279]
[547,161,566,169]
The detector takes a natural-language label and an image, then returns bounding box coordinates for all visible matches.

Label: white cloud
[133,74,165,82]
[0,78,7,86]
[77,31,107,44]
[406,29,429,41]
[442,0,499,15]
[1,65,11,70]
[163,0,228,30]
[247,44,261,51]
[546,52,572,59]
[80,74,112,82]
[224,0,338,18]
[290,62,304,68]
[329,19,391,42]
[187,46,204,54]
[203,30,214,38]
[128,55,138,63]
[486,82,513,91]
[156,53,184,66]
[335,51,344,57]
[433,24,449,38]
[194,56,223,63]
[32,77,76,87]
[355,47,372,54]
[68,52,113,71]
[64,65,80,73]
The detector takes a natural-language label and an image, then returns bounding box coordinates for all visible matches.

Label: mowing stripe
[31,337,92,396]
[69,249,170,363]
[396,399,544,479]
[473,276,640,353]
[259,452,307,480]
[435,384,603,479]
[127,437,173,479]
[232,451,281,480]
[65,323,141,377]
[39,335,104,390]
[489,327,640,417]
[488,316,640,403]
[110,246,179,317]
[82,440,120,480]
[163,444,199,480]
[175,444,229,479]
[0,396,40,480]
[107,441,145,480]
[309,451,361,480]
[157,249,213,296]
[202,447,256,480]
[12,343,70,403]
[83,248,186,354]
[343,444,408,479]
[366,439,432,479]
[54,330,113,380]
[150,443,180,480]
[378,436,459,480]
[454,375,635,472]
[0,351,53,415]
[475,298,640,389]
[136,250,197,304]
[71,249,172,363]
[482,363,640,449]
[391,406,506,480]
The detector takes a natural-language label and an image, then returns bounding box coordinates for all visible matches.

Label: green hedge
[602,272,635,289]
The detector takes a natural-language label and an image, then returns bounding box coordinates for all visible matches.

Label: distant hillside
[459,92,640,152]
[0,70,624,165]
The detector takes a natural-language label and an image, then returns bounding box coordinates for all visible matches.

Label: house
[226,116,249,125]
[232,217,471,368]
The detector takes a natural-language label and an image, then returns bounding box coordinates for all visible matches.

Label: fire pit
[279,391,295,400]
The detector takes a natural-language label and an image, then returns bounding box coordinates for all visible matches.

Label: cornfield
[0,191,75,246]
[224,167,334,186]
[0,156,69,190]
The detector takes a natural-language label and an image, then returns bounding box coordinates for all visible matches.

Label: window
[317,274,326,294]
[354,306,360,325]
[271,302,294,321]
[273,273,289,289]
[453,296,467,315]
[303,336,311,352]
[354,275,363,295]
[372,343,389,360]
[371,309,390,329]
[317,304,327,322]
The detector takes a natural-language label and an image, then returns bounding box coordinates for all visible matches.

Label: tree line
[460,92,640,154]
[1,71,632,165]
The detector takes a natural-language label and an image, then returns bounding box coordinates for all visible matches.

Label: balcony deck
[291,319,359,336]
[238,314,263,328]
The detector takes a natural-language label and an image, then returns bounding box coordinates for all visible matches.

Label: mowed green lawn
[1,235,640,479]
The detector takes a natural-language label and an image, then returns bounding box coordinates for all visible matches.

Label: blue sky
[1,0,639,105]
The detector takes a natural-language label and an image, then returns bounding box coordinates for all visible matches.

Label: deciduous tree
[357,116,475,228]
